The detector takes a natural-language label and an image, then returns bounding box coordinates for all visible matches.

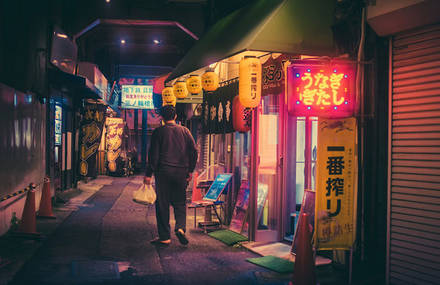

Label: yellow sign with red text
[315,117,357,250]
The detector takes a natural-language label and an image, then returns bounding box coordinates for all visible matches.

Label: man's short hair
[160,105,176,121]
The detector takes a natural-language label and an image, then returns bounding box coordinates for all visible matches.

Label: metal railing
[0,182,41,202]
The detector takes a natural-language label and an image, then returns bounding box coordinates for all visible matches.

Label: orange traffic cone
[37,177,55,219]
[17,185,40,236]
[293,213,316,285]
[191,172,203,202]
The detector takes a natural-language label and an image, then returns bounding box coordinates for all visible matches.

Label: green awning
[167,0,336,82]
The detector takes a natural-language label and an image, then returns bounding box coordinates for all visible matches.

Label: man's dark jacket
[145,123,197,177]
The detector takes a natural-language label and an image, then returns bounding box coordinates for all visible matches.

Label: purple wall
[0,83,46,234]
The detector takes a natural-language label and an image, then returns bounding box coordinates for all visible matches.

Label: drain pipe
[351,6,366,285]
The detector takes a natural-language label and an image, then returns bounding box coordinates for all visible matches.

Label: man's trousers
[154,167,189,240]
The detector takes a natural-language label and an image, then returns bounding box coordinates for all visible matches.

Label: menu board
[203,173,233,201]
[229,181,250,234]
[229,181,269,234]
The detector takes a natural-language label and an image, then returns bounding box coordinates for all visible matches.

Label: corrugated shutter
[389,24,440,285]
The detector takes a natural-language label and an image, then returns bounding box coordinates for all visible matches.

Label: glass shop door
[283,115,318,242]
[250,94,284,242]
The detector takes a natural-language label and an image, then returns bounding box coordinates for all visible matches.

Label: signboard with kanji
[262,54,291,96]
[287,61,355,118]
[105,117,124,173]
[121,85,154,109]
[315,117,357,250]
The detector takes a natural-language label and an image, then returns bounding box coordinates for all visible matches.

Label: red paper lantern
[233,96,251,132]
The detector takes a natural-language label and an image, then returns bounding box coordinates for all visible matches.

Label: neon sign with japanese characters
[287,63,355,117]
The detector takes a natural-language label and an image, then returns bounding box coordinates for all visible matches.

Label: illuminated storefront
[163,0,361,262]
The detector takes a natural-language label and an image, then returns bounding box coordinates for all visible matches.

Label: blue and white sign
[55,105,62,145]
[121,85,154,109]
[203,173,233,201]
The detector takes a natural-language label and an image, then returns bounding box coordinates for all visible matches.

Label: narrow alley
[2,1,440,284]
[4,176,284,285]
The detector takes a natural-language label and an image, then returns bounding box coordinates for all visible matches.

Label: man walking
[144,105,197,245]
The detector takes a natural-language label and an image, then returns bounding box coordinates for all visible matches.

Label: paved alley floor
[4,176,290,285]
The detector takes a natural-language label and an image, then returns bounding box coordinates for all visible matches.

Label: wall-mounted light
[120,39,126,44]
[56,33,68,39]
[106,0,110,3]
[153,39,160,45]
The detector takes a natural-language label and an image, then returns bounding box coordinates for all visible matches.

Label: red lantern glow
[287,62,355,118]
[233,96,251,132]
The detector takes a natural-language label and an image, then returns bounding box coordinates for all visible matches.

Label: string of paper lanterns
[161,54,261,111]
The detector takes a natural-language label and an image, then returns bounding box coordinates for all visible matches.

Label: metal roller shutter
[389,24,440,285]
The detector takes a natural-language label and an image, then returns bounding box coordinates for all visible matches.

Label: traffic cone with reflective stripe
[17,184,40,236]
[37,177,55,219]
[292,213,316,285]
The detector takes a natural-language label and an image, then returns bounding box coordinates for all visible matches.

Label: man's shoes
[150,238,171,245]
[175,229,189,245]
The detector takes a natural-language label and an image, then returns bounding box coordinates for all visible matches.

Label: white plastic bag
[133,183,156,205]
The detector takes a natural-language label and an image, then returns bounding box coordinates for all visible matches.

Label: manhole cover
[71,260,120,281]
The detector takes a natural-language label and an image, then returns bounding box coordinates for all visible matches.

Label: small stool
[188,201,224,232]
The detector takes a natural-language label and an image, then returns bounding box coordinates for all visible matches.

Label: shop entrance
[283,115,318,241]
[253,94,282,242]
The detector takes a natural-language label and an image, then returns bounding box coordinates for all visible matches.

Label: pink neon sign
[287,62,355,118]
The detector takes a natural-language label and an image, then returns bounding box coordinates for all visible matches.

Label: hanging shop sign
[55,104,62,145]
[105,117,124,173]
[262,54,291,96]
[287,61,355,118]
[202,81,236,134]
[239,56,262,108]
[79,104,107,177]
[315,117,357,250]
[201,69,219,92]
[121,85,154,109]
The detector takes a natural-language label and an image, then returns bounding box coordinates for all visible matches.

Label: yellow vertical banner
[315,117,357,250]
[105,117,124,173]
